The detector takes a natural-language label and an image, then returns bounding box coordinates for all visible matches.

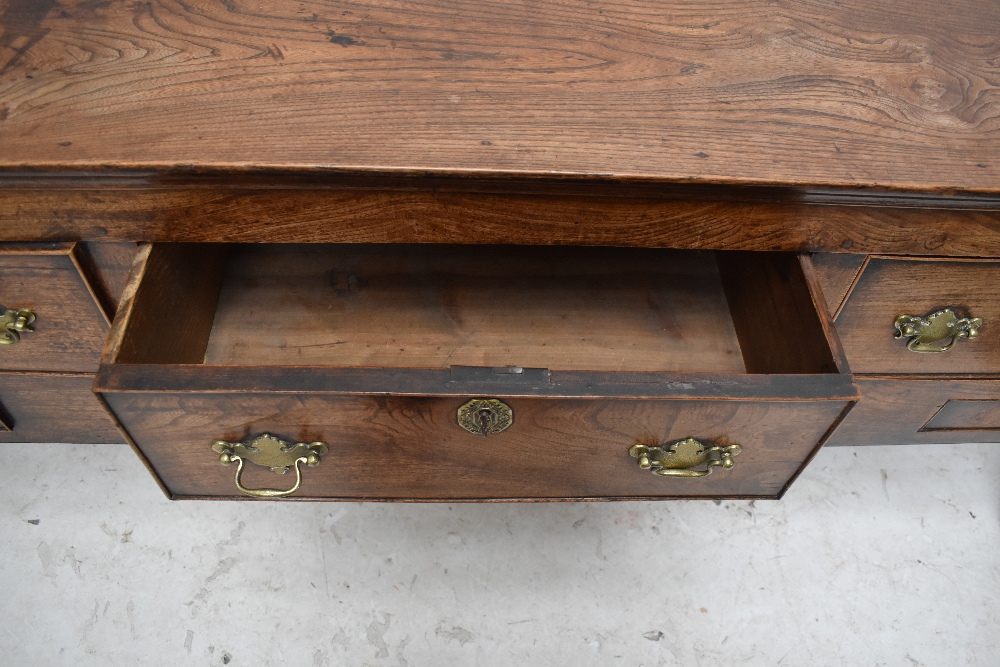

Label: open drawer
[95,244,856,501]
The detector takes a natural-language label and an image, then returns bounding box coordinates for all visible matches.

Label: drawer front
[0,248,109,373]
[836,257,1000,374]
[0,373,124,444]
[826,378,1000,446]
[103,393,849,500]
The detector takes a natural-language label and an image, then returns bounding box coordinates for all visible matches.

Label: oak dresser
[1,0,997,500]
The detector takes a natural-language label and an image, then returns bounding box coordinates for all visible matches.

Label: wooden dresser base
[2,0,999,500]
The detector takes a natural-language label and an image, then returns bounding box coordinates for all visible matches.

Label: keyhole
[475,408,497,437]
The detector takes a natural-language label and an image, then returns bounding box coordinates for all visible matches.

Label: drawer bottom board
[103,393,850,500]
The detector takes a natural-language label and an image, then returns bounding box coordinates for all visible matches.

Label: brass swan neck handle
[212,433,329,498]
[629,438,741,478]
[1,306,36,345]
[894,308,982,353]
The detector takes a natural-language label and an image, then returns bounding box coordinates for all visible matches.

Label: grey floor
[1,442,998,666]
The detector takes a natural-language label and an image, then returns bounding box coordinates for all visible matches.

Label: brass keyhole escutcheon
[458,398,513,437]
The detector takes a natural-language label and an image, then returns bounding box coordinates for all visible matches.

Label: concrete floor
[0,442,997,666]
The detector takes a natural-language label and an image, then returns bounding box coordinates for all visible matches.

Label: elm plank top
[1,0,998,193]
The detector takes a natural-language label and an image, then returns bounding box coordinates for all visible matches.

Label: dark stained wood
[101,392,849,500]
[718,252,845,375]
[99,244,858,390]
[107,243,230,365]
[0,242,71,253]
[1,0,997,194]
[826,377,1000,446]
[0,372,125,443]
[0,243,109,372]
[923,399,1000,432]
[6,171,1000,205]
[96,365,859,400]
[204,245,745,373]
[811,253,868,318]
[97,241,856,498]
[835,257,1000,374]
[73,242,139,320]
[6,0,998,474]
[799,253,851,375]
[3,184,1000,256]
[777,401,857,498]
[99,243,857,396]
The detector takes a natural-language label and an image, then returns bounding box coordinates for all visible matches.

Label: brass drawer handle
[629,438,741,478]
[894,308,982,353]
[212,433,329,498]
[1,307,36,345]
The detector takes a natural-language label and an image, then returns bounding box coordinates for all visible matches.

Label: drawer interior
[106,244,845,377]
[205,245,742,373]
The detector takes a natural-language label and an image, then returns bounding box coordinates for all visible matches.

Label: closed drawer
[0,244,110,373]
[96,243,856,500]
[826,378,1000,446]
[0,373,124,444]
[836,257,1000,374]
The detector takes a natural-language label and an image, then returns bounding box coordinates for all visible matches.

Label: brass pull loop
[231,455,306,498]
[1,307,36,345]
[894,308,982,353]
[629,438,741,478]
[212,433,328,498]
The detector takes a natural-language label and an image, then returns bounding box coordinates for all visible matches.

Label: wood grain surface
[0,244,109,372]
[811,252,867,317]
[0,372,124,443]
[4,184,1000,254]
[825,377,1000,446]
[108,243,229,365]
[1,0,998,193]
[97,364,860,400]
[835,257,1000,374]
[73,242,139,319]
[100,242,858,400]
[101,392,849,499]
[718,252,846,375]
[204,245,746,373]
[923,399,1000,431]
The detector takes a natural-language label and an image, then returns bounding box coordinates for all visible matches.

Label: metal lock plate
[457,398,513,437]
